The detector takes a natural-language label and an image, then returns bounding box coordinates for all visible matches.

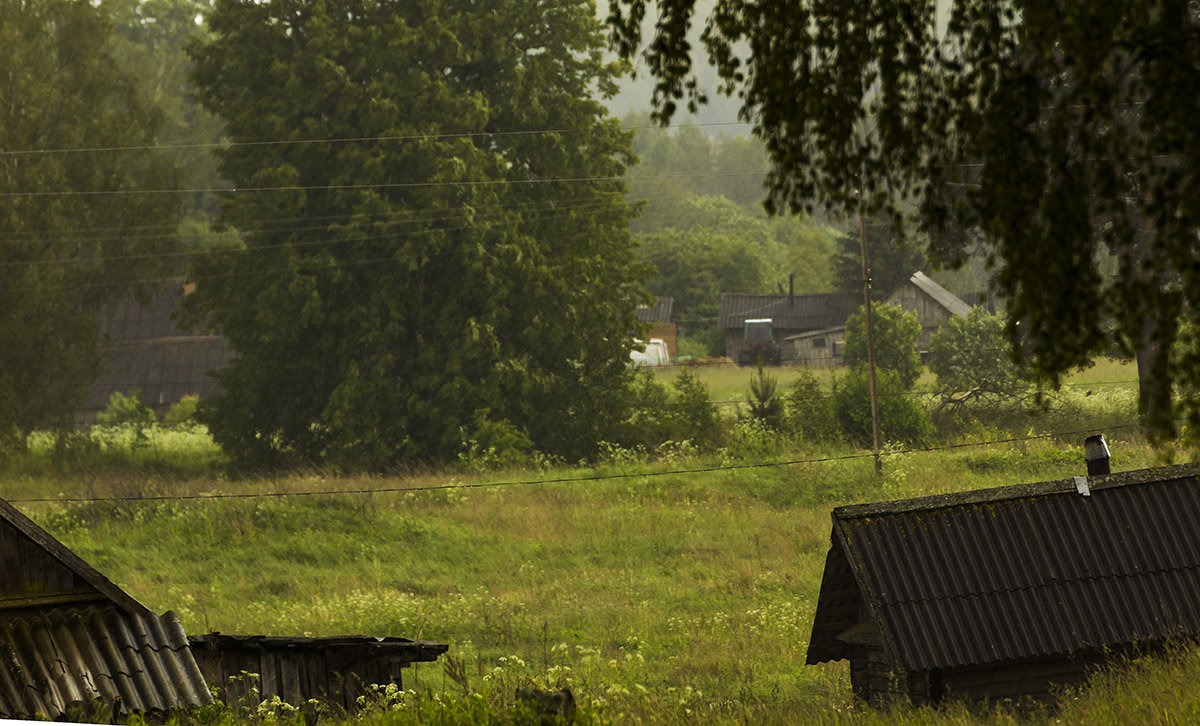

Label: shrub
[97,391,156,429]
[843,303,923,388]
[783,369,840,444]
[744,363,783,430]
[668,368,724,449]
[164,395,201,429]
[833,369,933,446]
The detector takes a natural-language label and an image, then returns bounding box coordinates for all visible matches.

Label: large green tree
[187,0,647,469]
[609,0,1200,439]
[0,0,181,447]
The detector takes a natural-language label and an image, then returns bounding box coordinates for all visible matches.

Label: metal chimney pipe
[788,273,795,301]
[1084,434,1111,476]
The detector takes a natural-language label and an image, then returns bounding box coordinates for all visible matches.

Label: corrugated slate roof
[636,297,673,324]
[0,606,212,720]
[807,463,1200,672]
[719,293,859,330]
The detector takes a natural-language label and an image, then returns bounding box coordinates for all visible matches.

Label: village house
[635,296,677,360]
[719,290,859,364]
[806,459,1200,707]
[785,272,972,368]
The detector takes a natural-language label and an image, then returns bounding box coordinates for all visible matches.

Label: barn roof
[807,463,1200,673]
[719,292,859,331]
[636,297,674,324]
[0,497,149,616]
[887,271,972,317]
[88,280,233,412]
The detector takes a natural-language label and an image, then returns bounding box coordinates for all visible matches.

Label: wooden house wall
[788,332,843,368]
[0,527,98,608]
[196,644,414,712]
[645,323,678,360]
[850,645,1106,708]
[885,284,955,348]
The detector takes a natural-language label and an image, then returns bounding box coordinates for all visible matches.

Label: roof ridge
[833,463,1200,519]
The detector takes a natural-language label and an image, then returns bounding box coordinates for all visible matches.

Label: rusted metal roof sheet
[807,463,1200,672]
[718,292,859,331]
[0,606,213,720]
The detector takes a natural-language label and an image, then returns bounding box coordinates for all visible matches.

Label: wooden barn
[807,462,1200,707]
[883,271,971,348]
[0,492,448,718]
[0,497,212,719]
[86,279,234,420]
[719,291,859,363]
[783,272,971,365]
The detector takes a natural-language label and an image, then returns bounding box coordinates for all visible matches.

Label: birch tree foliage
[608,0,1200,439]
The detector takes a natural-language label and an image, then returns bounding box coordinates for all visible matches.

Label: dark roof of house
[190,633,449,661]
[719,292,860,330]
[807,463,1200,673]
[86,337,234,411]
[0,498,213,718]
[87,280,233,411]
[0,606,213,720]
[887,272,972,317]
[636,297,674,324]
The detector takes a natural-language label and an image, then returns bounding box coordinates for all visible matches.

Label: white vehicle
[629,338,670,366]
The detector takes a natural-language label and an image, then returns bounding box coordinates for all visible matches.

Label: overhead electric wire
[4,421,1156,505]
[0,121,755,158]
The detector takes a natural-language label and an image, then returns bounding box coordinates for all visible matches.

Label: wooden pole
[858,175,883,476]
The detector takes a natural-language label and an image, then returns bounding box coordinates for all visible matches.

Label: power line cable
[5,422,1154,505]
[0,121,755,158]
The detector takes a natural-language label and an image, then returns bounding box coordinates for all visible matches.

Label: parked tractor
[738,318,782,365]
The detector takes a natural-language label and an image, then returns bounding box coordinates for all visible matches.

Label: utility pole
[857,174,883,476]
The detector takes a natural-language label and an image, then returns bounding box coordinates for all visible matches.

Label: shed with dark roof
[190,633,449,712]
[807,463,1200,707]
[0,497,212,720]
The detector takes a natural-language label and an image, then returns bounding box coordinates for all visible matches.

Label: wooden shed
[190,633,448,712]
[882,271,971,349]
[0,497,212,719]
[807,463,1200,707]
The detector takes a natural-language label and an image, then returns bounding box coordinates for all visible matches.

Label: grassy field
[3,358,1196,724]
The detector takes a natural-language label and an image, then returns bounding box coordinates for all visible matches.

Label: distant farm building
[784,272,971,367]
[807,462,1200,707]
[85,280,233,420]
[0,494,447,719]
[636,296,677,360]
[719,291,859,364]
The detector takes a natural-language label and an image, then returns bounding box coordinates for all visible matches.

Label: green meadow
[5,360,1199,724]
